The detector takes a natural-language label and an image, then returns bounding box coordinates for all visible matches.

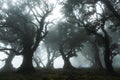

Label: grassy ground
[0,69,120,80]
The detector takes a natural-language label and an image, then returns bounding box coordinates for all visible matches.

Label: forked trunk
[59,46,74,69]
[1,53,15,72]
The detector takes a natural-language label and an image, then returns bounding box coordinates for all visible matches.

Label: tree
[45,21,89,69]
[80,41,103,70]
[0,0,54,72]
[62,0,120,73]
[33,41,60,69]
[45,43,59,69]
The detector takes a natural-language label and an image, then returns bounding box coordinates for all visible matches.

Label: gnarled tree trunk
[18,49,35,73]
[1,53,15,72]
[17,36,35,73]
[59,46,74,69]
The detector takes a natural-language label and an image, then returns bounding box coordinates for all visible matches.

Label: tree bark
[17,37,35,73]
[59,46,74,69]
[1,53,15,72]
[46,44,54,69]
[102,29,114,73]
[92,43,104,70]
[18,49,35,73]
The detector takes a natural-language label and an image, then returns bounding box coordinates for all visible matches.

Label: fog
[0,49,92,69]
[0,0,120,75]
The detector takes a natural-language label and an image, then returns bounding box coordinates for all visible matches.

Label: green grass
[0,69,120,80]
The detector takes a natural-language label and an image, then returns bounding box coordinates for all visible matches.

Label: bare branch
[30,7,40,24]
[34,7,42,17]
[0,48,20,55]
[0,58,7,61]
[27,21,39,30]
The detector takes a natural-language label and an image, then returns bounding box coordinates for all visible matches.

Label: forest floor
[0,69,120,80]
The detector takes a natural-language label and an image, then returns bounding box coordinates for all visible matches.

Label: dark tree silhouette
[45,22,89,69]
[0,0,54,72]
[62,0,120,73]
[45,44,59,69]
[0,0,119,75]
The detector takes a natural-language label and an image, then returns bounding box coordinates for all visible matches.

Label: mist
[0,0,120,79]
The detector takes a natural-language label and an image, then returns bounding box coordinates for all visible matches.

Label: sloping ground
[0,69,120,80]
